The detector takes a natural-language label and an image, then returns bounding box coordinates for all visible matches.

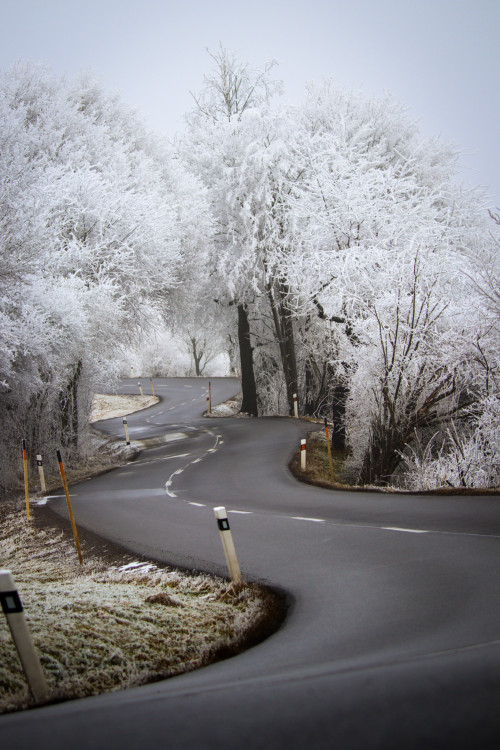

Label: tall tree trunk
[60,360,82,450]
[237,304,258,416]
[331,380,347,451]
[267,281,298,415]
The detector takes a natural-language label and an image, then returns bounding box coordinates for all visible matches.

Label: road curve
[3,377,500,749]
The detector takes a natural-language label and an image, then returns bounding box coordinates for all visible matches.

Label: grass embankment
[289,429,356,490]
[0,395,285,714]
[289,428,499,495]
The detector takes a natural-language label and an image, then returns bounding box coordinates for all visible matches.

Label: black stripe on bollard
[217,518,230,532]
[0,590,23,614]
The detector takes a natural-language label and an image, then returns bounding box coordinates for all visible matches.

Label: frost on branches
[0,63,208,493]
[1,53,498,493]
[183,53,499,489]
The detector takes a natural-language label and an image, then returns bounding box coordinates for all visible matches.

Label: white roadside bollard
[122,417,131,445]
[0,570,49,702]
[214,507,242,584]
[300,438,307,471]
[138,381,144,397]
[36,454,47,493]
[293,393,299,419]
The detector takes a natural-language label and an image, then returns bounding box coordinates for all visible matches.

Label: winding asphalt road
[3,377,500,749]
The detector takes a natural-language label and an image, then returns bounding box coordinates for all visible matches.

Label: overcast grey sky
[1,0,499,202]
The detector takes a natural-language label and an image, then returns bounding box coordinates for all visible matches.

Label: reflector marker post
[208,381,212,414]
[324,418,335,484]
[123,417,131,445]
[150,379,156,400]
[300,438,307,471]
[36,454,47,493]
[214,506,242,584]
[138,381,144,397]
[293,393,299,419]
[56,450,83,565]
[22,439,30,519]
[0,569,49,702]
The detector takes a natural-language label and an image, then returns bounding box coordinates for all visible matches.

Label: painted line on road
[165,477,178,498]
[383,527,429,534]
[189,502,206,507]
[291,516,325,523]
[228,510,253,515]
[132,453,191,467]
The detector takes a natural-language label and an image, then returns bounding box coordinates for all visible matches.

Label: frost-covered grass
[290,430,499,494]
[289,430,356,488]
[0,502,281,714]
[90,393,158,422]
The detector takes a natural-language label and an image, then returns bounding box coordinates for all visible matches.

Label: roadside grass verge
[289,429,499,495]
[0,501,285,714]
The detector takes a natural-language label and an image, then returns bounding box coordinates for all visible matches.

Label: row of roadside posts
[3,441,83,703]
[10,377,241,702]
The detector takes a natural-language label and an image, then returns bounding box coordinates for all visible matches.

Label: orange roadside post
[22,440,30,519]
[324,419,335,484]
[56,450,83,565]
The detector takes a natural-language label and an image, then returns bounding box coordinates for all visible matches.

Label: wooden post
[56,451,83,565]
[22,440,30,519]
[324,418,335,484]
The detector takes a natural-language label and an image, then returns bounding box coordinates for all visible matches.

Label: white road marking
[132,454,190,467]
[165,480,177,498]
[189,502,206,507]
[383,527,429,534]
[228,510,253,515]
[291,516,325,523]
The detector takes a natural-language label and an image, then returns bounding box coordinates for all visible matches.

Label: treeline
[1,53,498,493]
[180,48,499,489]
[0,63,210,492]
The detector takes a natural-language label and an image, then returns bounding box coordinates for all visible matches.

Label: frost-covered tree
[182,46,283,415]
[286,83,497,485]
[0,63,206,492]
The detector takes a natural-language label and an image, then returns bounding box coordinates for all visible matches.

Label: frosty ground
[0,394,281,714]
